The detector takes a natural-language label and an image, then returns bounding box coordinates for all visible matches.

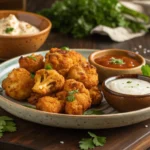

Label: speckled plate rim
[0,49,150,129]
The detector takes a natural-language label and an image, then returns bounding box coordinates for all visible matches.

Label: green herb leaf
[79,138,95,150]
[30,73,35,79]
[79,132,106,150]
[0,116,16,138]
[23,104,36,109]
[66,90,79,102]
[27,56,37,61]
[45,64,53,70]
[83,109,104,115]
[5,27,14,33]
[141,65,150,76]
[61,46,70,51]
[0,116,13,121]
[127,81,132,83]
[109,57,125,65]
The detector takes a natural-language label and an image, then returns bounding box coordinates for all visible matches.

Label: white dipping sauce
[106,78,150,95]
[0,14,40,35]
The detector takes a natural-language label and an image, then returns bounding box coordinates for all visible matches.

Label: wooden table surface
[0,0,150,150]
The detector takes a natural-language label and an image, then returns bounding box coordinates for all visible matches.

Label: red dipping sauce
[95,55,140,69]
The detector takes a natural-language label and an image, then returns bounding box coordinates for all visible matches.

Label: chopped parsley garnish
[79,132,106,150]
[61,46,70,51]
[23,104,36,109]
[0,116,17,138]
[141,65,150,76]
[127,81,132,84]
[45,64,53,70]
[109,57,125,65]
[66,90,78,102]
[5,27,14,33]
[30,73,35,78]
[27,56,37,61]
[83,109,104,115]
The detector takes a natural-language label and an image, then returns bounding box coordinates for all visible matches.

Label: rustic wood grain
[0,0,150,150]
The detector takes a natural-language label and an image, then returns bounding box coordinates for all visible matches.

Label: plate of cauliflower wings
[0,48,150,129]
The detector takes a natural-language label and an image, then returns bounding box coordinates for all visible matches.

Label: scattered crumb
[147,50,150,53]
[135,51,139,54]
[60,141,64,144]
[145,125,148,128]
[139,45,142,49]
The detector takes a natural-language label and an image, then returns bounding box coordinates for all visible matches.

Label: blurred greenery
[38,0,149,38]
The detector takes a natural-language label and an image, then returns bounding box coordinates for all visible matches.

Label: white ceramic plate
[0,49,150,129]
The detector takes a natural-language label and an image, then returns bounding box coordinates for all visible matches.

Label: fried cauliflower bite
[67,62,99,89]
[36,96,65,113]
[32,69,65,95]
[45,48,87,77]
[28,92,56,105]
[2,68,34,101]
[88,86,103,105]
[19,54,44,73]
[58,79,91,115]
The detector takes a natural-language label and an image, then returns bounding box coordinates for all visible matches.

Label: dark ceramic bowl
[0,10,52,60]
[102,74,150,112]
[89,49,146,83]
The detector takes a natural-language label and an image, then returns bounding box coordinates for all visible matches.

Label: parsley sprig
[79,132,106,150]
[27,56,37,61]
[83,109,104,115]
[109,57,125,65]
[0,116,17,138]
[45,64,53,70]
[66,90,79,102]
[141,64,150,76]
[38,0,149,38]
[5,27,14,33]
[61,46,70,51]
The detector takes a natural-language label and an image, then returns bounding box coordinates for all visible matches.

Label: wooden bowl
[89,49,146,83]
[102,74,150,112]
[0,10,52,59]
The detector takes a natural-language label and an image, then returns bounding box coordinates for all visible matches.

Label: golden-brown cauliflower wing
[45,48,86,77]
[58,79,91,115]
[32,69,65,95]
[67,62,99,89]
[19,54,44,73]
[36,96,65,113]
[28,92,43,105]
[2,68,34,101]
[88,86,103,105]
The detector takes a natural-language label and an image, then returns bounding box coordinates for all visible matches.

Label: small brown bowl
[102,74,150,112]
[0,10,52,60]
[89,49,146,83]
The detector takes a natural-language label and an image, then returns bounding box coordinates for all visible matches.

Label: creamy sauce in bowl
[106,78,150,95]
[0,14,40,35]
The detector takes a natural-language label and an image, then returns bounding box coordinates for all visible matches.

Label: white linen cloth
[91,1,149,42]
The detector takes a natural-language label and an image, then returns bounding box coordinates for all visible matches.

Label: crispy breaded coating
[45,48,86,77]
[67,62,99,89]
[28,92,56,105]
[19,54,44,73]
[88,86,103,105]
[2,68,34,101]
[32,69,65,95]
[36,96,65,113]
[28,93,43,105]
[60,79,91,115]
